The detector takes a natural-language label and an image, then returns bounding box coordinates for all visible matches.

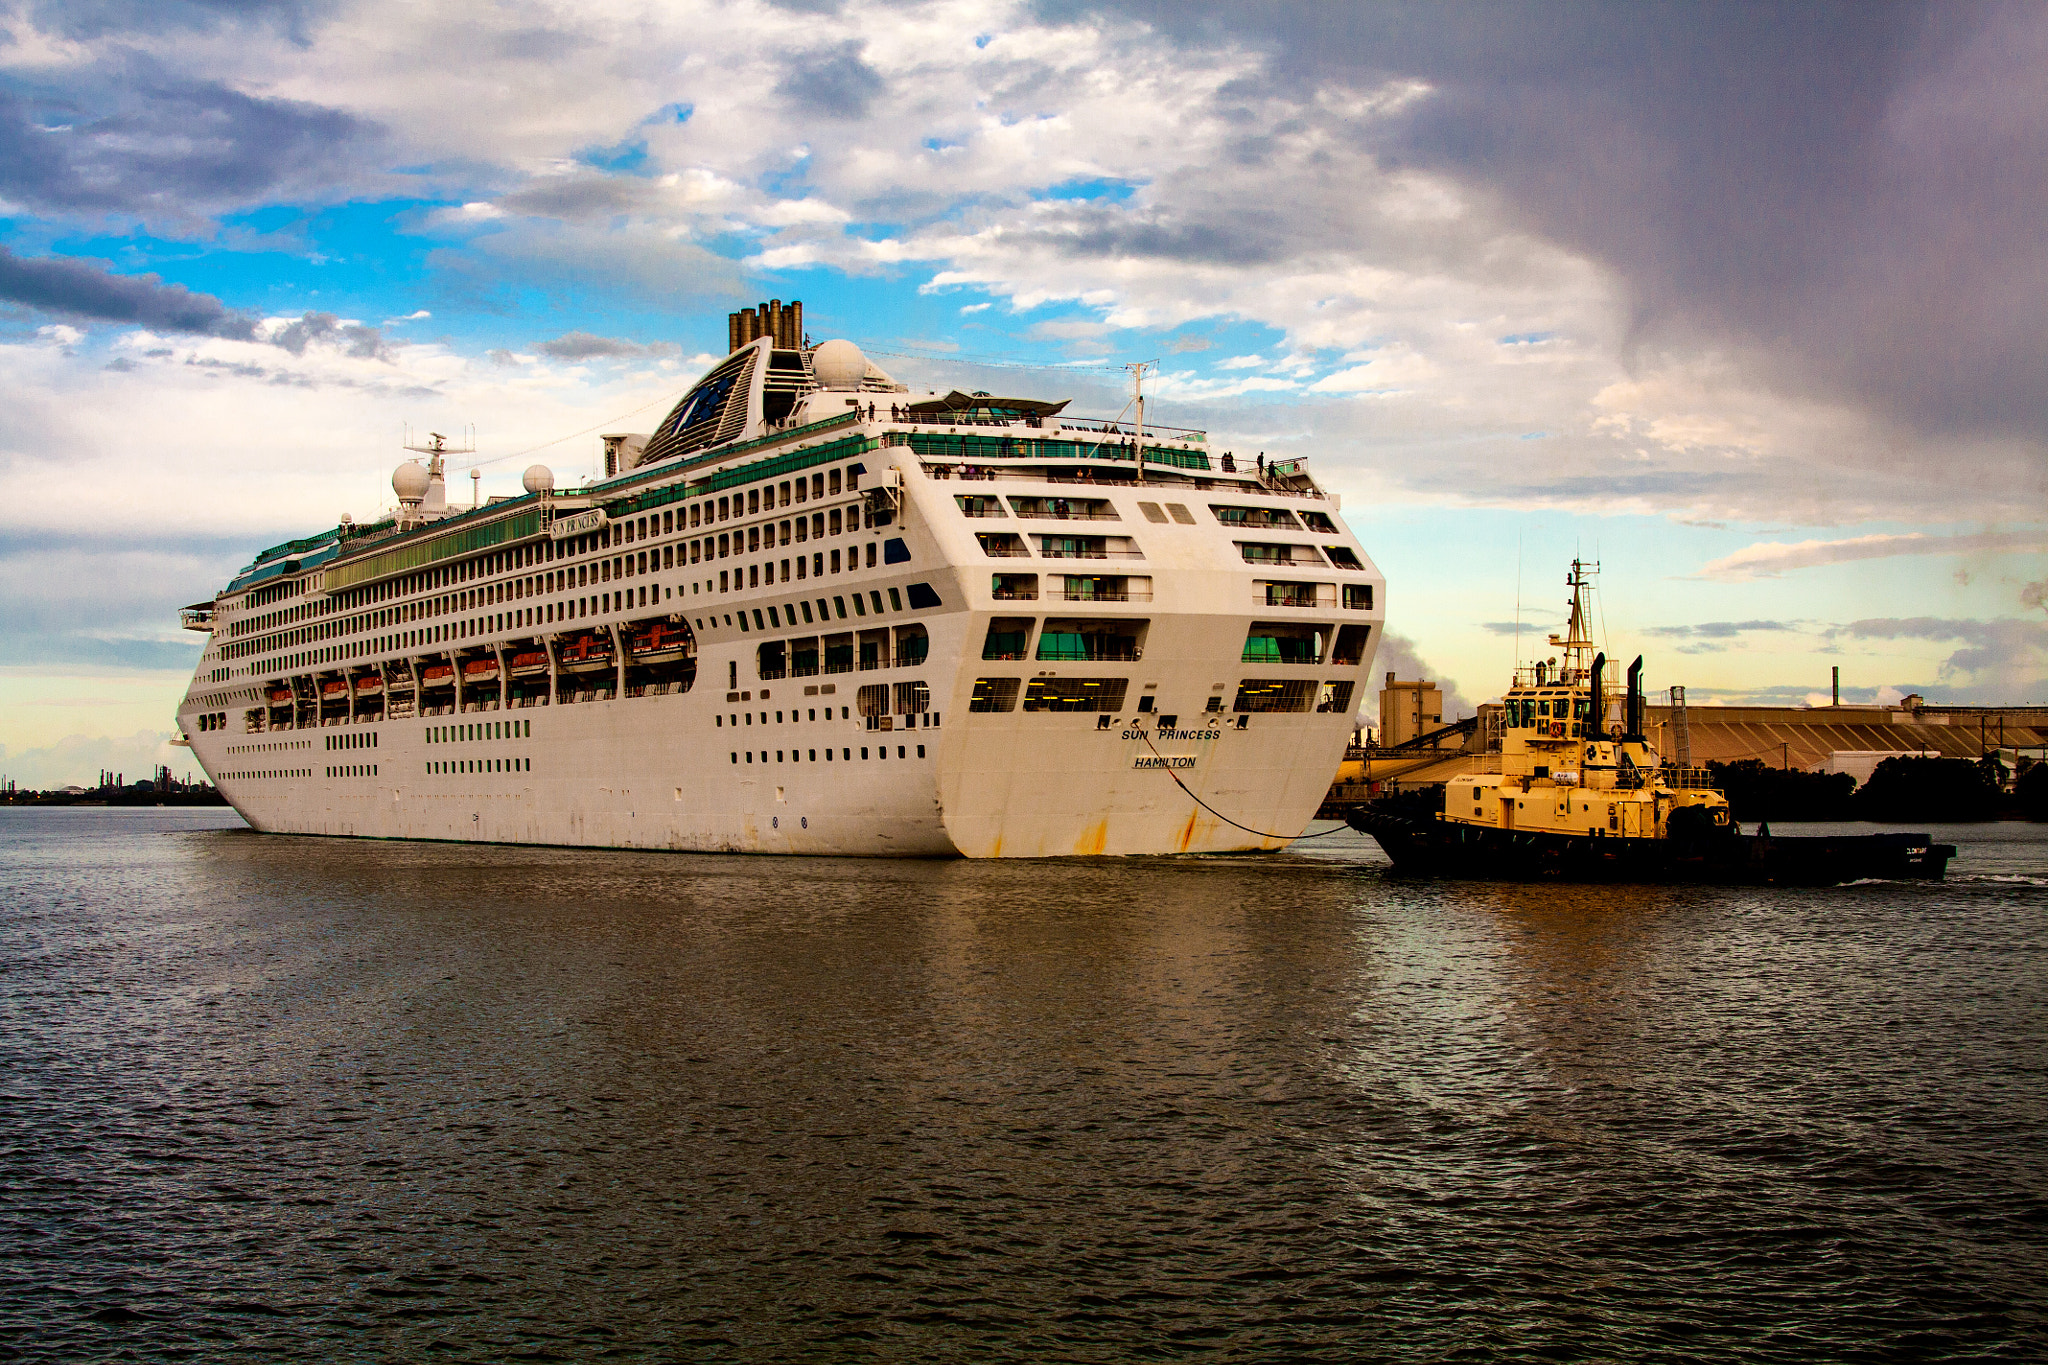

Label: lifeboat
[509,650,549,676]
[421,664,454,686]
[558,632,615,671]
[267,686,293,705]
[321,680,348,699]
[463,658,500,681]
[353,675,383,694]
[629,619,690,658]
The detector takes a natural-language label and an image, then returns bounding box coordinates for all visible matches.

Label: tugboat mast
[1547,558,1599,689]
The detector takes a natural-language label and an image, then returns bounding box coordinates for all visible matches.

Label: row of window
[731,744,925,764]
[977,619,1372,667]
[429,720,531,742]
[325,730,378,750]
[232,463,869,665]
[326,764,379,777]
[428,758,531,774]
[956,493,1341,536]
[966,677,1355,715]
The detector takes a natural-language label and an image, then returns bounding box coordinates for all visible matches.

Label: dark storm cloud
[1046,203,1289,267]
[0,246,257,337]
[776,41,882,119]
[0,77,373,217]
[1041,1,2048,446]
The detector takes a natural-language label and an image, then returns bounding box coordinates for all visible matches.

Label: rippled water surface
[3,809,2045,1361]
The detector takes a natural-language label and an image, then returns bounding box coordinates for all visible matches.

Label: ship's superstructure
[176,304,1386,856]
[1444,559,1732,845]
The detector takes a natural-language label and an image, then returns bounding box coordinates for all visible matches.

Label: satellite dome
[522,464,555,494]
[812,339,866,391]
[392,459,431,501]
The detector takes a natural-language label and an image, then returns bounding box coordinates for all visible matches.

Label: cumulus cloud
[1839,616,2047,699]
[0,246,257,336]
[269,311,391,359]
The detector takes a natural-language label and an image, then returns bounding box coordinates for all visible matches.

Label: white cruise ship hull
[176,332,1383,858]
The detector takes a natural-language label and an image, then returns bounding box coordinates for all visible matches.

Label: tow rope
[1140,729,1355,842]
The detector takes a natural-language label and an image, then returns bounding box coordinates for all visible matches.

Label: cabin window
[982,618,1033,661]
[1331,624,1371,665]
[1022,678,1128,713]
[1037,618,1146,662]
[1234,679,1316,713]
[969,678,1019,712]
[1242,623,1325,664]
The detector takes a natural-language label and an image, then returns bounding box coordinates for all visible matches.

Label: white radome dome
[392,460,431,501]
[522,464,555,494]
[811,338,866,391]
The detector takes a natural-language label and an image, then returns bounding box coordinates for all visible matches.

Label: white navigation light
[522,464,555,494]
[392,459,431,501]
[812,339,866,391]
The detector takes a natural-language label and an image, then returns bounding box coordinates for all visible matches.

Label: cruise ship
[175,302,1386,856]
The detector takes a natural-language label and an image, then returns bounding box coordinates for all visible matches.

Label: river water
[2,808,2044,1362]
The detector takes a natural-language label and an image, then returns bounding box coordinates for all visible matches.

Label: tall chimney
[728,311,741,353]
[1832,665,1840,707]
[791,299,803,349]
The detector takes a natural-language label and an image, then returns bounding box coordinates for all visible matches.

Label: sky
[1,0,2043,788]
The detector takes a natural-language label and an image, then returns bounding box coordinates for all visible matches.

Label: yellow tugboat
[1348,560,1956,884]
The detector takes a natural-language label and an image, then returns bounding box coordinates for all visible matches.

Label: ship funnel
[1625,655,1645,741]
[1589,652,1605,737]
[728,299,803,353]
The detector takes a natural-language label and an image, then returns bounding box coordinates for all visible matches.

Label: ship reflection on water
[4,808,2044,1361]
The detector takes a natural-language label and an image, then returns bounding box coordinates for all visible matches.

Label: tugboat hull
[1348,802,1955,886]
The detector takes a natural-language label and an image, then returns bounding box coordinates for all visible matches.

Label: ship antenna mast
[1125,361,1153,485]
[1550,557,1600,685]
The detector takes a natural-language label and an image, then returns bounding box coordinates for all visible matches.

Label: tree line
[1704,755,2045,823]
